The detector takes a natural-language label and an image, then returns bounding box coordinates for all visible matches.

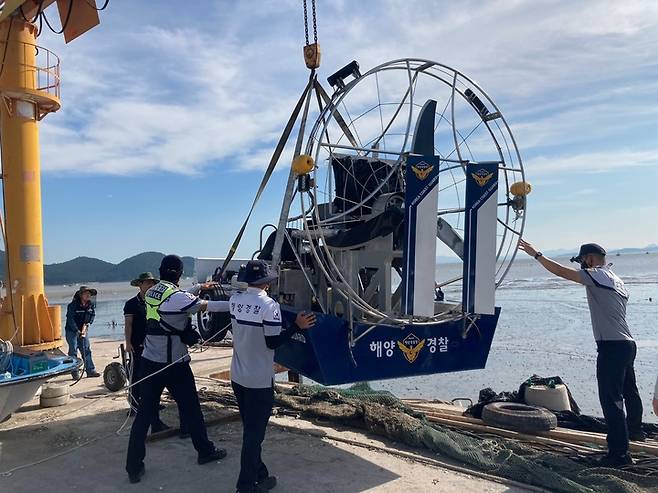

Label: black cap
[237,260,278,285]
[159,254,184,276]
[570,243,606,263]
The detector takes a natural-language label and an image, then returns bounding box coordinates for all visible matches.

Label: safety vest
[145,280,179,328]
[144,280,186,363]
[145,280,196,336]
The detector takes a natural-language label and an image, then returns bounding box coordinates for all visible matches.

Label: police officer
[125,255,229,483]
[230,260,315,493]
[519,240,644,466]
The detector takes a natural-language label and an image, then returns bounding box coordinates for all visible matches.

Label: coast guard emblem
[397,333,426,363]
[472,168,494,187]
[411,161,433,180]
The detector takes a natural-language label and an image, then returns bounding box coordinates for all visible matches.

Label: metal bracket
[327,60,361,90]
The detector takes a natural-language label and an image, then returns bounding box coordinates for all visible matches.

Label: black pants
[129,349,183,430]
[232,381,274,491]
[125,358,215,474]
[596,340,643,456]
[128,349,151,414]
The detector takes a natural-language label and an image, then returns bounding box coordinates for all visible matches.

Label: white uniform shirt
[143,286,228,364]
[229,287,282,388]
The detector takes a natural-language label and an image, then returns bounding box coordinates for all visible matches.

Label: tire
[196,288,231,342]
[481,402,557,433]
[41,382,69,399]
[40,394,70,408]
[103,362,127,392]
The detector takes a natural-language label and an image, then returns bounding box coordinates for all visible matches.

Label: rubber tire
[41,382,69,399]
[103,362,127,392]
[481,402,557,433]
[196,288,231,342]
[40,394,70,408]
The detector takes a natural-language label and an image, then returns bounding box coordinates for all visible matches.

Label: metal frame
[272,58,526,328]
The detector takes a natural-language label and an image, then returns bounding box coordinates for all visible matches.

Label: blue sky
[17,0,658,262]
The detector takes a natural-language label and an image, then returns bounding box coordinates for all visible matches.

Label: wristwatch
[534,252,543,259]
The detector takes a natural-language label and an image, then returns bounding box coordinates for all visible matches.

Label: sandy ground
[0,340,536,493]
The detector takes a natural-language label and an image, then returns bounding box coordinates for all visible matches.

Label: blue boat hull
[0,350,80,423]
[275,308,500,385]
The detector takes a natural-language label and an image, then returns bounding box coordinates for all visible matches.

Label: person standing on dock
[124,272,170,432]
[125,255,229,484]
[229,260,315,493]
[65,286,101,379]
[519,240,644,466]
[653,375,658,417]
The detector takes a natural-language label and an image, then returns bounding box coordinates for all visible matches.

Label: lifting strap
[217,74,315,278]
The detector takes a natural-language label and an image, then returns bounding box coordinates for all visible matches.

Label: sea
[47,252,658,423]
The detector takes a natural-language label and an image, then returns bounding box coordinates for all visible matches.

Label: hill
[45,256,115,284]
[0,251,195,285]
[91,251,195,283]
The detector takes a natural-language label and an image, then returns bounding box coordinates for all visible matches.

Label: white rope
[0,320,234,477]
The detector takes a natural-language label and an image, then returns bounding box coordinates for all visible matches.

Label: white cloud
[30,0,658,178]
[526,149,658,176]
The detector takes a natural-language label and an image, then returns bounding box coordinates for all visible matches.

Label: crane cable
[18,0,45,23]
[217,1,320,276]
[41,0,74,35]
[302,0,318,46]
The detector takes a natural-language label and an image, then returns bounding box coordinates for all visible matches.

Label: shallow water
[49,253,658,423]
[379,252,658,423]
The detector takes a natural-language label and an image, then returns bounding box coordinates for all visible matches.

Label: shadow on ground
[0,401,404,493]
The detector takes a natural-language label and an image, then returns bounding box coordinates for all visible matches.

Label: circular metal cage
[288,59,525,323]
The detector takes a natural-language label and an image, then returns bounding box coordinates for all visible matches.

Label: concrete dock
[0,339,535,492]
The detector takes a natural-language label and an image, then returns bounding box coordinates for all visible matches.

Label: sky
[6,0,658,263]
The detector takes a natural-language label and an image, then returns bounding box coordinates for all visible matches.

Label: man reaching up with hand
[518,239,644,467]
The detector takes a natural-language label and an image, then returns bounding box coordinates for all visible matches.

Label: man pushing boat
[518,239,645,467]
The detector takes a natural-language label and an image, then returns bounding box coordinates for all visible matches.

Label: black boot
[594,453,634,468]
[128,464,145,484]
[198,447,227,465]
[256,476,277,490]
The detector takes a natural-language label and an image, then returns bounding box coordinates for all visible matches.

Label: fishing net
[275,383,658,493]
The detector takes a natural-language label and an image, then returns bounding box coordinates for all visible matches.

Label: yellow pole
[0,16,61,349]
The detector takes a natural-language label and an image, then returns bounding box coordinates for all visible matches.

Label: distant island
[436,244,658,264]
[0,251,195,286]
[0,244,654,286]
[543,244,658,258]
